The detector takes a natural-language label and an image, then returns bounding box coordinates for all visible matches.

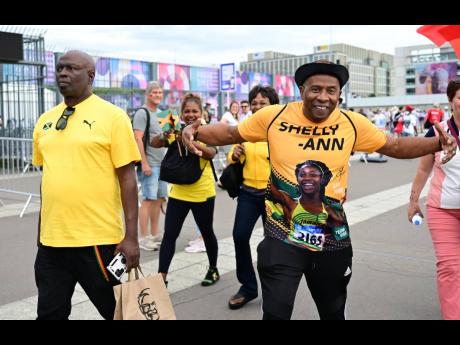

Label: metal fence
[0,137,41,217]
[0,70,56,139]
[0,30,56,140]
[0,30,52,217]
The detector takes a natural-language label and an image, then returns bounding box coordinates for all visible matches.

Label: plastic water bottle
[412,213,423,226]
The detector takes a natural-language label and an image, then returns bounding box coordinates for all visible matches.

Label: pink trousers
[427,206,460,320]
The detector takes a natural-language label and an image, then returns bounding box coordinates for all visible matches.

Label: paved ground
[0,155,442,320]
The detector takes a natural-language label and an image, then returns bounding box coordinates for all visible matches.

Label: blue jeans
[232,188,266,298]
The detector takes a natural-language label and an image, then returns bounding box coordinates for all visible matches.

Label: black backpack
[219,159,244,199]
[160,140,217,185]
[132,107,150,168]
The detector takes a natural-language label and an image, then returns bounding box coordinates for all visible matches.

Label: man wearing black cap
[181,60,457,320]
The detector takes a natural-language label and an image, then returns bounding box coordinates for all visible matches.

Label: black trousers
[159,197,218,273]
[34,244,120,320]
[257,237,353,320]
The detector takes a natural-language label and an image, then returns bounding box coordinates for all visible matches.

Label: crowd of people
[349,103,451,138]
[31,50,459,320]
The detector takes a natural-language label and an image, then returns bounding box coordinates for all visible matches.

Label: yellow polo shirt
[33,95,141,247]
[238,102,387,252]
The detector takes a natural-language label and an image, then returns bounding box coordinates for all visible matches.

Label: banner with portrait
[415,62,457,95]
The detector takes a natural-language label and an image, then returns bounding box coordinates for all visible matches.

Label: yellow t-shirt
[228,142,270,190]
[238,101,387,251]
[167,139,216,203]
[32,94,141,247]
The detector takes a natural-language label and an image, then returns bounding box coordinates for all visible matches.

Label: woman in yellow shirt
[151,93,220,287]
[227,85,279,309]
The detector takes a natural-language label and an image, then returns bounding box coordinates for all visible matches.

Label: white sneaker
[185,240,206,253]
[148,233,163,243]
[139,237,159,251]
[188,237,202,246]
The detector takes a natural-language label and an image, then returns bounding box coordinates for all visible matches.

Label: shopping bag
[113,284,123,320]
[113,267,176,320]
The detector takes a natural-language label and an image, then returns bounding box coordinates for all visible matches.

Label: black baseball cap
[295,61,349,89]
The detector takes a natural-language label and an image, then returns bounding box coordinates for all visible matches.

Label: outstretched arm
[182,120,244,156]
[377,122,456,163]
[189,142,217,160]
[175,129,216,160]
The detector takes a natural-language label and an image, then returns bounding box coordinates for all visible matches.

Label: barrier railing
[0,137,41,217]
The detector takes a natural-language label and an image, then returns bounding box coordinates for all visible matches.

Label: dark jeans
[34,244,120,320]
[159,197,218,273]
[232,188,266,298]
[257,237,353,320]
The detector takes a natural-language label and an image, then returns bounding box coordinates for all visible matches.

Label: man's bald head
[60,50,95,71]
[56,50,95,106]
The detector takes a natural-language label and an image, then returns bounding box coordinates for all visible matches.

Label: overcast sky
[13,25,431,68]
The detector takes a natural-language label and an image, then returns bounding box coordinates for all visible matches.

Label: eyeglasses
[56,107,75,130]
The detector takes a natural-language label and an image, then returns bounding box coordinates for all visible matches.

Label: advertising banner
[220,63,235,91]
[190,67,219,92]
[415,62,457,94]
[94,57,150,89]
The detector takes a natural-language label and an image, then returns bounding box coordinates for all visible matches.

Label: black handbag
[160,140,206,185]
[219,160,244,198]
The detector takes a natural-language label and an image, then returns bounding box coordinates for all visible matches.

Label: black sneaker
[201,267,220,286]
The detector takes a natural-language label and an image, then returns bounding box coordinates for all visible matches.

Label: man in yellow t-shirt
[32,51,141,320]
[182,60,457,320]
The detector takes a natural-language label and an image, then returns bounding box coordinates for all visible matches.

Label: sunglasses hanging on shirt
[56,107,76,130]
